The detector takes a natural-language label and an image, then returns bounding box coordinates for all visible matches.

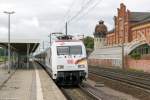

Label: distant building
[94,20,107,49]
[89,3,150,72]
[107,3,150,46]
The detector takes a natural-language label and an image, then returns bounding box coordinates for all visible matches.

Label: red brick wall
[88,58,150,72]
[106,3,131,46]
[106,3,150,46]
[131,26,150,40]
[88,59,121,68]
[88,59,112,67]
[126,57,150,72]
[107,33,115,46]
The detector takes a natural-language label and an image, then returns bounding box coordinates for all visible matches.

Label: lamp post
[4,11,15,73]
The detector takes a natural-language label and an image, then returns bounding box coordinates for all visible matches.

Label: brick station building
[89,3,150,72]
[107,3,150,46]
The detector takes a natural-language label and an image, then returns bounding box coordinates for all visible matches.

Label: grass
[125,67,144,73]
[0,56,7,62]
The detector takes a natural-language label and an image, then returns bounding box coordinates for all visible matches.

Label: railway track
[61,84,101,100]
[89,66,150,100]
[36,61,100,100]
[89,67,150,90]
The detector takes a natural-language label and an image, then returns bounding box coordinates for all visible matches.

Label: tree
[130,52,141,60]
[83,36,94,49]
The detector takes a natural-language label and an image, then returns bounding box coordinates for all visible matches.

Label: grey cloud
[0,0,149,41]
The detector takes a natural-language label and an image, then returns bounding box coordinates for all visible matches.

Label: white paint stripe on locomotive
[35,65,44,100]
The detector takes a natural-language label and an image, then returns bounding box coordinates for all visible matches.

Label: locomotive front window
[57,46,69,55]
[70,46,82,55]
[57,45,82,55]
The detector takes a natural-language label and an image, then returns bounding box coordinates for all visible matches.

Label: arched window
[130,44,150,56]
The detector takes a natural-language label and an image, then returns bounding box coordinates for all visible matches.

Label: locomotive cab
[40,35,88,85]
[51,35,88,85]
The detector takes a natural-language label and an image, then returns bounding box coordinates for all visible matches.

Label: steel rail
[60,85,101,100]
[89,70,150,90]
[89,66,150,78]
[90,69,150,85]
[89,67,150,81]
[79,84,101,100]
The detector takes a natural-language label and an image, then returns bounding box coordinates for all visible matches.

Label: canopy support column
[27,43,30,69]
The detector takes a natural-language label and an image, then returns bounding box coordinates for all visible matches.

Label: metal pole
[122,18,125,69]
[27,44,30,69]
[4,11,15,73]
[65,22,68,36]
[49,34,52,46]
[43,41,44,50]
[8,14,10,73]
[122,41,124,69]
[4,48,7,68]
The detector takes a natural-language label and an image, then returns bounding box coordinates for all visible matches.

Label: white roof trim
[0,38,40,43]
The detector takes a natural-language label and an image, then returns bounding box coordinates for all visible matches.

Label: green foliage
[126,68,144,73]
[130,52,141,60]
[83,36,94,49]
[0,56,6,62]
[0,48,6,56]
[0,48,7,62]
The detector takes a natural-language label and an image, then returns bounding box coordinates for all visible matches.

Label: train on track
[35,35,88,85]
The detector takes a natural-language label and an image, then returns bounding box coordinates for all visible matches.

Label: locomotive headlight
[57,65,64,69]
[78,65,85,68]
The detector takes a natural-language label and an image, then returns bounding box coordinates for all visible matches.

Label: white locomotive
[36,35,88,85]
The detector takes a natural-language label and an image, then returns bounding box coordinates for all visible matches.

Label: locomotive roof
[55,40,82,42]
[57,35,73,40]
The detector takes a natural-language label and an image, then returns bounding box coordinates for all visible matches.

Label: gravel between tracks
[84,79,139,100]
[89,67,150,100]
[61,86,97,100]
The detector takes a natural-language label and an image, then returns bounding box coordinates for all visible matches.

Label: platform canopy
[0,39,40,54]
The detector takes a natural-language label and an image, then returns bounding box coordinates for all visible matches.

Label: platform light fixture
[4,11,15,73]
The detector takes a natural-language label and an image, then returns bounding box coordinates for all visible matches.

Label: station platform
[0,62,15,89]
[0,62,66,100]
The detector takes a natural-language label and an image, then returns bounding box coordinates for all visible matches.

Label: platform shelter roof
[0,38,40,54]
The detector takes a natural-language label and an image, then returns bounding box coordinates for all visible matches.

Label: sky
[0,0,149,48]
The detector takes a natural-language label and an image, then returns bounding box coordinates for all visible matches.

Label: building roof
[0,39,40,55]
[0,39,39,43]
[130,12,150,25]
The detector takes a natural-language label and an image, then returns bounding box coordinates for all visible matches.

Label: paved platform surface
[0,62,15,89]
[34,62,66,100]
[0,62,66,100]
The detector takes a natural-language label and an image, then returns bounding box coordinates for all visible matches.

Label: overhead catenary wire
[59,0,97,32]
[58,0,86,32]
[64,0,78,21]
[63,0,103,35]
[60,0,103,34]
[67,0,97,23]
[51,0,78,32]
[71,0,103,22]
